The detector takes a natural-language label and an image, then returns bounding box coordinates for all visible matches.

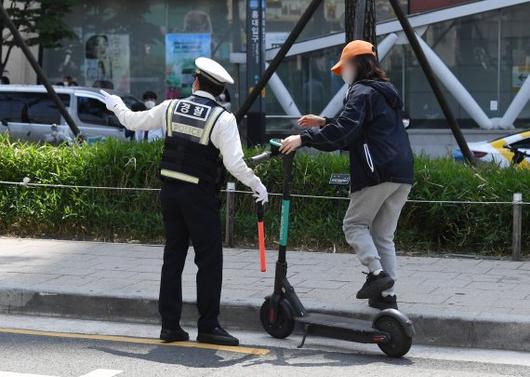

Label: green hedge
[0,136,529,256]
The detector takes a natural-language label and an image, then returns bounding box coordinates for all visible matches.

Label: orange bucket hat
[331,40,376,76]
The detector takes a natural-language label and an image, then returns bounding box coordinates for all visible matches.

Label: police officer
[101,57,269,346]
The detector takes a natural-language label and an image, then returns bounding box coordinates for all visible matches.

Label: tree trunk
[344,0,377,53]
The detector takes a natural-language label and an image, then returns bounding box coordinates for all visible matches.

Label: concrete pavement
[0,237,529,351]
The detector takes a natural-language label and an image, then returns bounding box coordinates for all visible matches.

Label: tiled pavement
[1,237,528,320]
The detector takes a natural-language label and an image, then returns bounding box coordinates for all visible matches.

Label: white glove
[253,181,269,205]
[100,89,125,112]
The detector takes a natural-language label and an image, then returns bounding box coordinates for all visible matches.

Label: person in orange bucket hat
[280,40,414,311]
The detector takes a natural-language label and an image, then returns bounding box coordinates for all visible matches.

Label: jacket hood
[356,80,403,109]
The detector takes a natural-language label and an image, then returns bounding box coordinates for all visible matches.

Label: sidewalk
[0,237,529,351]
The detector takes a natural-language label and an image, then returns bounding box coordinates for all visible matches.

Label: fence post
[512,192,523,261]
[225,182,236,247]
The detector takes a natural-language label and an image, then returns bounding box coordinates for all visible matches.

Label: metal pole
[353,0,367,40]
[0,4,80,137]
[235,0,323,124]
[512,192,522,261]
[388,0,476,166]
[225,182,236,247]
[245,0,266,147]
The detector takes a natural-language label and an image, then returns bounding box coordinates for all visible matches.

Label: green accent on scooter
[270,139,282,148]
[279,199,290,246]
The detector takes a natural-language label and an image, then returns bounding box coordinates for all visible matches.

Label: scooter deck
[295,313,387,346]
[296,313,375,332]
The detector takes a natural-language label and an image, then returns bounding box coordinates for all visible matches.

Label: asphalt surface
[0,315,529,377]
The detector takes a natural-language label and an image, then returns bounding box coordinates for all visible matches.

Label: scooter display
[251,139,415,358]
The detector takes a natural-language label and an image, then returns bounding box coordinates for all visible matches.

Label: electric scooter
[251,139,415,358]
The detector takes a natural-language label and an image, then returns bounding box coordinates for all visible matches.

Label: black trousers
[158,180,223,332]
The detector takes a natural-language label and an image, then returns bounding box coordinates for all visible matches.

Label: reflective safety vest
[160,95,226,185]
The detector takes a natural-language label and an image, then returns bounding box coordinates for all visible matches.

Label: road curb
[1,288,529,352]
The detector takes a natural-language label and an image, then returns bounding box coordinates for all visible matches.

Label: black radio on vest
[160,94,226,187]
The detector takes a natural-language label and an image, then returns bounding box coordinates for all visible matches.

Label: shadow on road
[89,343,414,369]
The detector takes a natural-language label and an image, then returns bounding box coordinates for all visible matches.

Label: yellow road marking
[0,327,269,356]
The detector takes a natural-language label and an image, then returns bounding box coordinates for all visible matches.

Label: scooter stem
[278,152,295,263]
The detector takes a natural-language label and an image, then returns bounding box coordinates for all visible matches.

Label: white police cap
[195,57,234,86]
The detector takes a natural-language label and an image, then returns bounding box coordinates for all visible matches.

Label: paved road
[0,315,529,377]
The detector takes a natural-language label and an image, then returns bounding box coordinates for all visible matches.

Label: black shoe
[356,271,394,299]
[160,327,189,342]
[197,326,239,346]
[369,294,399,310]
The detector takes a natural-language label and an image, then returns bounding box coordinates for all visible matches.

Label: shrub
[0,136,528,256]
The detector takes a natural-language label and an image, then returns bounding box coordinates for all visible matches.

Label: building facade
[4,0,530,152]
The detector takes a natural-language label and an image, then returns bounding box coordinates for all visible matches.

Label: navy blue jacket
[300,80,414,192]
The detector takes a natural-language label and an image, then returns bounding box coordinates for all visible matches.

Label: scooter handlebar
[256,202,264,221]
[247,151,272,167]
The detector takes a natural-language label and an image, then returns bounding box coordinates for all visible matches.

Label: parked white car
[0,85,146,142]
[453,129,530,168]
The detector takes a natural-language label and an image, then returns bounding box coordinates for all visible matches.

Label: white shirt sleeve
[210,111,261,191]
[113,100,171,132]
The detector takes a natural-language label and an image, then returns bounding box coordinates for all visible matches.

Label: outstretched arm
[101,90,170,132]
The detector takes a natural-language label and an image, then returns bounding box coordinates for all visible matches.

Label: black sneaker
[369,294,399,310]
[356,271,394,299]
[160,327,189,342]
[197,326,239,346]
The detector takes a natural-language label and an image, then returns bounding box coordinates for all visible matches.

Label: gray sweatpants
[342,182,411,283]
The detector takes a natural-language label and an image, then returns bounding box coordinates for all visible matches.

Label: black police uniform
[158,94,226,332]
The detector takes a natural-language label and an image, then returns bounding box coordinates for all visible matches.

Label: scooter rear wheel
[260,298,295,339]
[374,316,412,357]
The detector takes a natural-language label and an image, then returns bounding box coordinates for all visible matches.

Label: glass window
[500,3,530,124]
[263,1,344,42]
[381,2,530,129]
[0,92,26,123]
[381,7,500,128]
[376,0,407,21]
[260,0,407,42]
[77,96,121,127]
[0,92,70,124]
[28,94,71,124]
[41,0,530,131]
[42,1,232,102]
[260,44,344,131]
[511,138,530,150]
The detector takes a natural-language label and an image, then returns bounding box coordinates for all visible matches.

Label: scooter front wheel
[260,298,295,339]
[374,316,412,357]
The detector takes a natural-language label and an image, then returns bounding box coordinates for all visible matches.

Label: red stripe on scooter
[258,221,267,272]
